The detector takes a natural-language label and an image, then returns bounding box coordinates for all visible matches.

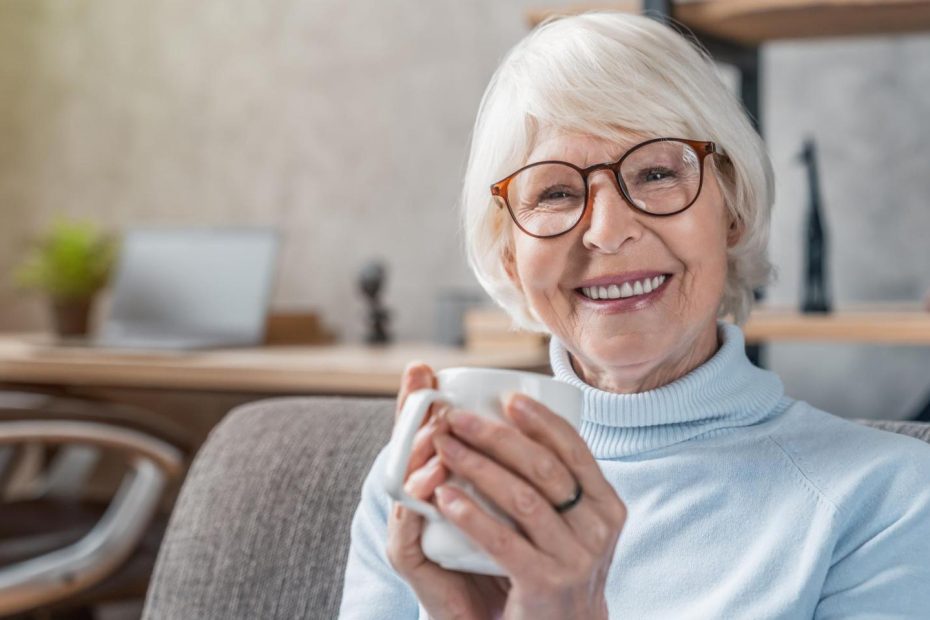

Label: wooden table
[0,335,551,501]
[0,335,550,396]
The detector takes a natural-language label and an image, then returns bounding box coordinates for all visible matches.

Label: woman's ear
[726,215,744,248]
[502,242,523,292]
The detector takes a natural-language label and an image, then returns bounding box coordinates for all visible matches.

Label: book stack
[463,306,549,353]
[264,310,337,345]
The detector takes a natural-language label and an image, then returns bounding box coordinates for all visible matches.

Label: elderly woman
[339,12,930,619]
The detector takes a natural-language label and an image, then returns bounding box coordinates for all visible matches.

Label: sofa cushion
[142,396,394,620]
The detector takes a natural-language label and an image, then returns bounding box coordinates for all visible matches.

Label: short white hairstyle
[461,11,775,331]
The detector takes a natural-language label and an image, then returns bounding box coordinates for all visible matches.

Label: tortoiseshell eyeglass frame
[489,137,725,239]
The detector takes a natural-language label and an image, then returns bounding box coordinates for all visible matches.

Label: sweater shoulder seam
[766,433,842,518]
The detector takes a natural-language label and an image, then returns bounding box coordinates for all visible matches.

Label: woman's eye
[642,167,675,182]
[528,185,582,209]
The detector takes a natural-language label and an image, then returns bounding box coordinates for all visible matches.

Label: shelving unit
[527,0,930,188]
[527,1,930,44]
[742,305,930,345]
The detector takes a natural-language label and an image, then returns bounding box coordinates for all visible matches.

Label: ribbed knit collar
[549,320,785,459]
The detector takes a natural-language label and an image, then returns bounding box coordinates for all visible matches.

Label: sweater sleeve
[814,439,930,619]
[338,446,423,620]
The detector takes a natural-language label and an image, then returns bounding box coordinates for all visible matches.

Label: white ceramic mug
[383,367,583,576]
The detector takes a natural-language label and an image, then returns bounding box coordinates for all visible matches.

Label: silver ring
[553,480,583,514]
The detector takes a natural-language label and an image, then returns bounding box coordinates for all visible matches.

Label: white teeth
[581,274,668,301]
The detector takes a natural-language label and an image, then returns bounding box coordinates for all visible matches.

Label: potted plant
[13,217,118,337]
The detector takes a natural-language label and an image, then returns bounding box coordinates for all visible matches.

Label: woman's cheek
[517,242,566,292]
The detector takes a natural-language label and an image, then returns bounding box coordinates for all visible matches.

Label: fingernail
[434,434,464,458]
[435,485,461,507]
[404,361,428,382]
[433,402,453,424]
[506,393,534,419]
[447,408,479,433]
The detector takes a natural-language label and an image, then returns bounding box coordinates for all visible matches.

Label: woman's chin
[576,331,668,375]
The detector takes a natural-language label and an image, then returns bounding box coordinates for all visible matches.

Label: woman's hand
[431,393,627,620]
[385,363,510,620]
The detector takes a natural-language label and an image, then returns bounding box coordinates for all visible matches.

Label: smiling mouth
[576,274,671,301]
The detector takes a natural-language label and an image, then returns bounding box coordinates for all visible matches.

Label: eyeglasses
[490,137,721,239]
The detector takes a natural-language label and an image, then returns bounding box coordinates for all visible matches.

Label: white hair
[461,11,776,331]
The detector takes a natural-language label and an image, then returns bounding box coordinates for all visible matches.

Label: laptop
[83,228,279,350]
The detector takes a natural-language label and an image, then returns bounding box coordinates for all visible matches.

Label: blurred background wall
[0,0,928,419]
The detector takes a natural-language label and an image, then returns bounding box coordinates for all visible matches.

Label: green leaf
[12,216,119,300]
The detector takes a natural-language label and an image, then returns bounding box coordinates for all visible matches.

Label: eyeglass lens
[506,140,702,237]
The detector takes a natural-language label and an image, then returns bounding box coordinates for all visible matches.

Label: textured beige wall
[0,0,566,341]
[1,2,929,418]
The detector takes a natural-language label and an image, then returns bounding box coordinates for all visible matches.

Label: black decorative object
[798,138,832,313]
[359,260,391,345]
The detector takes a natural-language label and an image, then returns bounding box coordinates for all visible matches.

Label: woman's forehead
[526,126,654,166]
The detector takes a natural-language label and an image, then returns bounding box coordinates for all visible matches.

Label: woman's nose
[580,170,645,253]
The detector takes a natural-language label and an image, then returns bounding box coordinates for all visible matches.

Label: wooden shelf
[742,304,930,344]
[464,303,930,346]
[527,1,930,45]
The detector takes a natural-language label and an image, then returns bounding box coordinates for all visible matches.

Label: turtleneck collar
[549,320,786,459]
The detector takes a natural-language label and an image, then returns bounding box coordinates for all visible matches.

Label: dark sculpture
[359,260,391,345]
[798,138,832,313]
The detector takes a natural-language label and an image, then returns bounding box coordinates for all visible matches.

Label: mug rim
[435,367,581,400]
[437,366,556,381]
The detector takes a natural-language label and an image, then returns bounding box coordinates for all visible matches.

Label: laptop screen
[102,228,279,345]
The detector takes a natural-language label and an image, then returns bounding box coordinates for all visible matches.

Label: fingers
[442,408,577,507]
[434,483,549,580]
[445,394,627,555]
[405,413,452,478]
[503,393,626,525]
[395,361,437,422]
[396,361,446,479]
[433,432,579,565]
[386,454,449,574]
[404,453,448,500]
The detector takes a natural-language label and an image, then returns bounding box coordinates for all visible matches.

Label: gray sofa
[141,397,930,620]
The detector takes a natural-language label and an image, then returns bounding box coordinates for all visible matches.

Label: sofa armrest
[143,396,394,620]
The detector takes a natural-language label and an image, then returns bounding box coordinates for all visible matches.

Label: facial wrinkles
[547,288,577,338]
[569,210,709,387]
[569,262,718,394]
[528,129,645,170]
[512,130,729,394]
[575,324,719,394]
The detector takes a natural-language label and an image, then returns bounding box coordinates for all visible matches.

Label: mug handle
[383,388,446,522]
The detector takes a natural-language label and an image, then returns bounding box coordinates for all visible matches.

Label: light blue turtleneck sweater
[339,321,930,619]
